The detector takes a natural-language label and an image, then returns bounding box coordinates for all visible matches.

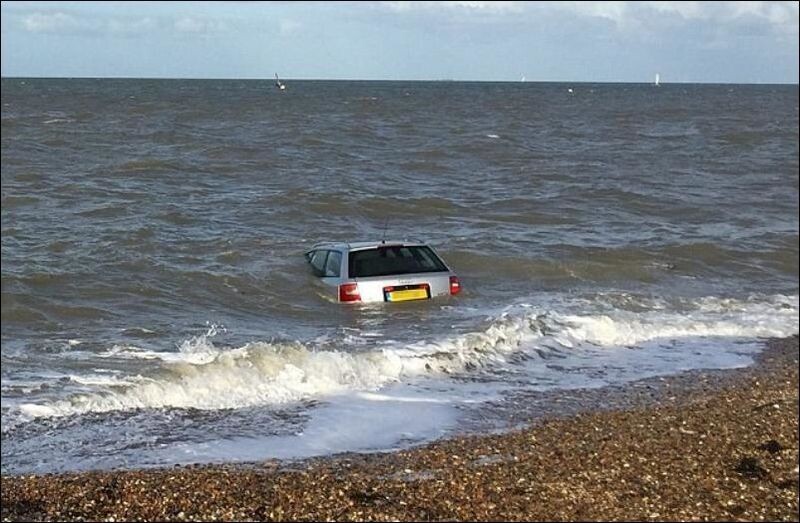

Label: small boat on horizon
[275,73,286,91]
[655,73,660,87]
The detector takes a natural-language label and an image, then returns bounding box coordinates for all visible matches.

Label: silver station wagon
[305,240,461,303]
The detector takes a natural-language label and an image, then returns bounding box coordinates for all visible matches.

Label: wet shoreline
[2,335,797,521]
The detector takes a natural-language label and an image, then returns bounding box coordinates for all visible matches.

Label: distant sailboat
[521,75,526,82]
[655,73,660,87]
[275,73,286,91]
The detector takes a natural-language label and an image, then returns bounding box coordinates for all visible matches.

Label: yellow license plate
[386,288,429,302]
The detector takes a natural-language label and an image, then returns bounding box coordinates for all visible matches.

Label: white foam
[159,387,460,463]
[101,324,225,363]
[15,294,798,421]
[549,294,797,348]
[68,374,145,387]
[15,313,543,419]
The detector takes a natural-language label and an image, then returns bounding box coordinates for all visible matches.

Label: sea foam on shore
[2,336,797,522]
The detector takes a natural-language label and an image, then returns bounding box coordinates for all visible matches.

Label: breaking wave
[15,294,798,422]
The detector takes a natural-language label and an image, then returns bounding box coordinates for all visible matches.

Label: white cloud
[557,1,799,34]
[731,1,799,33]
[557,1,629,22]
[20,10,158,36]
[442,1,524,12]
[22,12,81,32]
[174,16,227,34]
[18,10,230,37]
[378,1,798,34]
[382,1,523,14]
[108,17,157,35]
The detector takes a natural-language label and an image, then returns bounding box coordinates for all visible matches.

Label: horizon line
[1,75,798,86]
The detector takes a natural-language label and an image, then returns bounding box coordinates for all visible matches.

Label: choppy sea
[2,79,798,474]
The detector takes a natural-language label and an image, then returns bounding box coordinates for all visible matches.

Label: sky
[1,1,798,83]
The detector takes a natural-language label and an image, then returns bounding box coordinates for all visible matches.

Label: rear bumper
[347,272,455,303]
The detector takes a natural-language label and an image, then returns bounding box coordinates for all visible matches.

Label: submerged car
[304,240,461,303]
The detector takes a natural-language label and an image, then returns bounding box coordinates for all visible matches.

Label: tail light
[449,276,461,295]
[339,283,361,302]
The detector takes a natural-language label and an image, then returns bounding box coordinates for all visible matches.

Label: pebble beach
[2,335,798,522]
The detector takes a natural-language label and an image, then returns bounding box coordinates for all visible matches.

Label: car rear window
[348,245,448,278]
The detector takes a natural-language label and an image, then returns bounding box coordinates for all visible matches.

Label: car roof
[309,240,427,252]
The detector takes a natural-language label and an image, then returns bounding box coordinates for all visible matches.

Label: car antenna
[381,217,389,244]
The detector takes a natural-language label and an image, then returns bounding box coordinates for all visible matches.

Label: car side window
[324,251,342,277]
[310,250,328,277]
